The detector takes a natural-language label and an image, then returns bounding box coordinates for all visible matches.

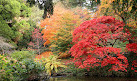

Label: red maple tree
[70,16,130,71]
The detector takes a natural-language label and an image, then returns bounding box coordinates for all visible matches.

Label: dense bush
[0,54,47,81]
[21,59,46,80]
[0,55,27,80]
[0,0,31,46]
[10,51,35,61]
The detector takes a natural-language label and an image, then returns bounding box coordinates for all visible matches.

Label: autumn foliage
[35,51,53,59]
[41,3,91,45]
[70,16,130,71]
[95,0,137,30]
[28,28,45,54]
[40,3,91,58]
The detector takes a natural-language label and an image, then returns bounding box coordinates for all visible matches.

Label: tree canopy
[0,0,31,49]
[70,16,130,71]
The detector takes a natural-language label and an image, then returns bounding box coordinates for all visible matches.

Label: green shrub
[0,54,46,81]
[21,59,45,80]
[10,51,35,61]
[0,55,26,81]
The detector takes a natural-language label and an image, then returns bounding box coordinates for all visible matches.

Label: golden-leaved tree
[95,0,137,29]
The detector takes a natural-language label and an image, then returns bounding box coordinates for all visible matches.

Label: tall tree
[27,0,53,18]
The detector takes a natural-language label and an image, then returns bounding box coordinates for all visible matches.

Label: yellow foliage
[96,0,137,29]
[127,19,137,28]
[38,55,66,75]
[96,0,133,16]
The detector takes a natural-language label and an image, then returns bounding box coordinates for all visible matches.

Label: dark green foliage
[16,20,37,49]
[58,62,128,77]
[17,29,33,50]
[0,55,25,81]
[125,52,137,77]
[21,59,45,80]
[0,18,14,40]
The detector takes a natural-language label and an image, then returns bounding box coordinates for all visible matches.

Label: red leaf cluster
[126,43,137,54]
[70,16,130,71]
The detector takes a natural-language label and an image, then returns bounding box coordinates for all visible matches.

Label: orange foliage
[35,51,53,59]
[40,3,91,46]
